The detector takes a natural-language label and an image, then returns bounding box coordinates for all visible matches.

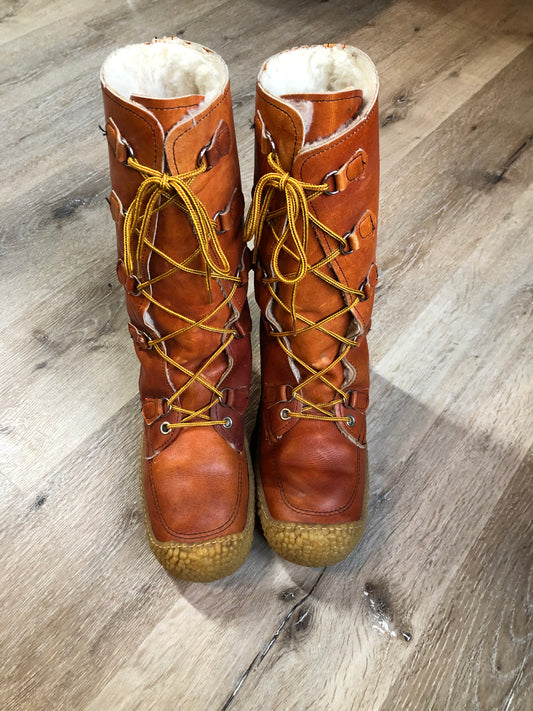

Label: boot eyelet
[121,138,134,163]
[222,416,233,429]
[358,275,370,301]
[346,415,356,427]
[130,274,143,296]
[197,138,214,171]
[322,169,340,196]
[340,229,355,255]
[160,421,171,435]
[280,408,291,420]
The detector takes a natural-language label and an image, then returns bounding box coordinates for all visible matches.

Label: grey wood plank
[373,42,533,365]
[381,447,533,711]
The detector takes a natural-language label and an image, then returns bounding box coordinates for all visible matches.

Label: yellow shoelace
[244,152,366,424]
[124,156,241,430]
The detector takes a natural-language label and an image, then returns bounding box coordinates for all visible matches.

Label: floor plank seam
[219,569,326,711]
[491,133,533,184]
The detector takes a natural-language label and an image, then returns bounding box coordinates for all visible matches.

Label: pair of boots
[100,38,379,582]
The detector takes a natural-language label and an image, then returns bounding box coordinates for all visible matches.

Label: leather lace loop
[244,151,368,425]
[123,154,242,429]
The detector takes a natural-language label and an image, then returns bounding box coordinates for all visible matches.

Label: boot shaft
[249,43,379,420]
[101,38,251,451]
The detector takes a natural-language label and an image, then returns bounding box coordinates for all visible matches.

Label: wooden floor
[1,0,532,709]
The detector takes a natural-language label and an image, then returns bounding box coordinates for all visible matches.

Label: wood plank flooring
[0,1,531,709]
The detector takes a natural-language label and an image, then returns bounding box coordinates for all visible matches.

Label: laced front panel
[123,155,242,430]
[244,151,366,424]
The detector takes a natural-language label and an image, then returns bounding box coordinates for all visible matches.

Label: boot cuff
[100,36,227,109]
[258,44,378,145]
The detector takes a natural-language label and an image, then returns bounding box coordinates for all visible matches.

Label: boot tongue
[131,93,203,133]
[281,88,363,144]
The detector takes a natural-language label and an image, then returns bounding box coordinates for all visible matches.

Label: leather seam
[147,451,244,539]
[171,85,229,173]
[309,202,350,289]
[299,102,378,173]
[103,87,158,167]
[148,103,201,111]
[273,441,362,516]
[260,95,299,165]
[298,96,359,104]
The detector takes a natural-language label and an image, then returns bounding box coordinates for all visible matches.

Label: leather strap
[201,119,231,170]
[347,389,369,410]
[344,210,377,253]
[255,111,275,156]
[218,387,249,411]
[263,384,292,404]
[105,117,130,163]
[116,259,139,295]
[324,149,368,193]
[142,398,170,425]
[214,187,245,233]
[128,322,151,349]
[108,190,125,227]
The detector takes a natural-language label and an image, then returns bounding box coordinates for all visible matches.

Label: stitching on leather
[259,479,364,533]
[146,475,253,551]
[215,407,243,449]
[260,95,299,164]
[148,103,201,111]
[308,201,350,289]
[147,449,244,539]
[298,95,360,104]
[103,87,158,167]
[171,85,229,173]
[142,450,254,552]
[269,397,299,438]
[273,439,362,516]
[300,102,378,173]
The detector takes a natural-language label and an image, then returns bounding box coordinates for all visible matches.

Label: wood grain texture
[0,0,531,709]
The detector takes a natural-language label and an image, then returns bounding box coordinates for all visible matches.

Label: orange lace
[124,155,241,430]
[244,152,366,423]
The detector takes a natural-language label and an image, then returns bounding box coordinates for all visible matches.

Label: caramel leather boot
[246,44,379,567]
[100,38,254,582]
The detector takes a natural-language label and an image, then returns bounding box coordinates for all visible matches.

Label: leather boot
[246,44,379,567]
[100,38,254,582]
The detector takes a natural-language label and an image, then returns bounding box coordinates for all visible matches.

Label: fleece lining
[258,45,378,145]
[100,37,227,112]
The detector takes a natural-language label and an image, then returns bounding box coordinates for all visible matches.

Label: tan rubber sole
[139,440,255,583]
[256,458,368,568]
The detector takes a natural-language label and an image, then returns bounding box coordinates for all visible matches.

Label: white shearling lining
[259,45,378,146]
[100,37,227,108]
